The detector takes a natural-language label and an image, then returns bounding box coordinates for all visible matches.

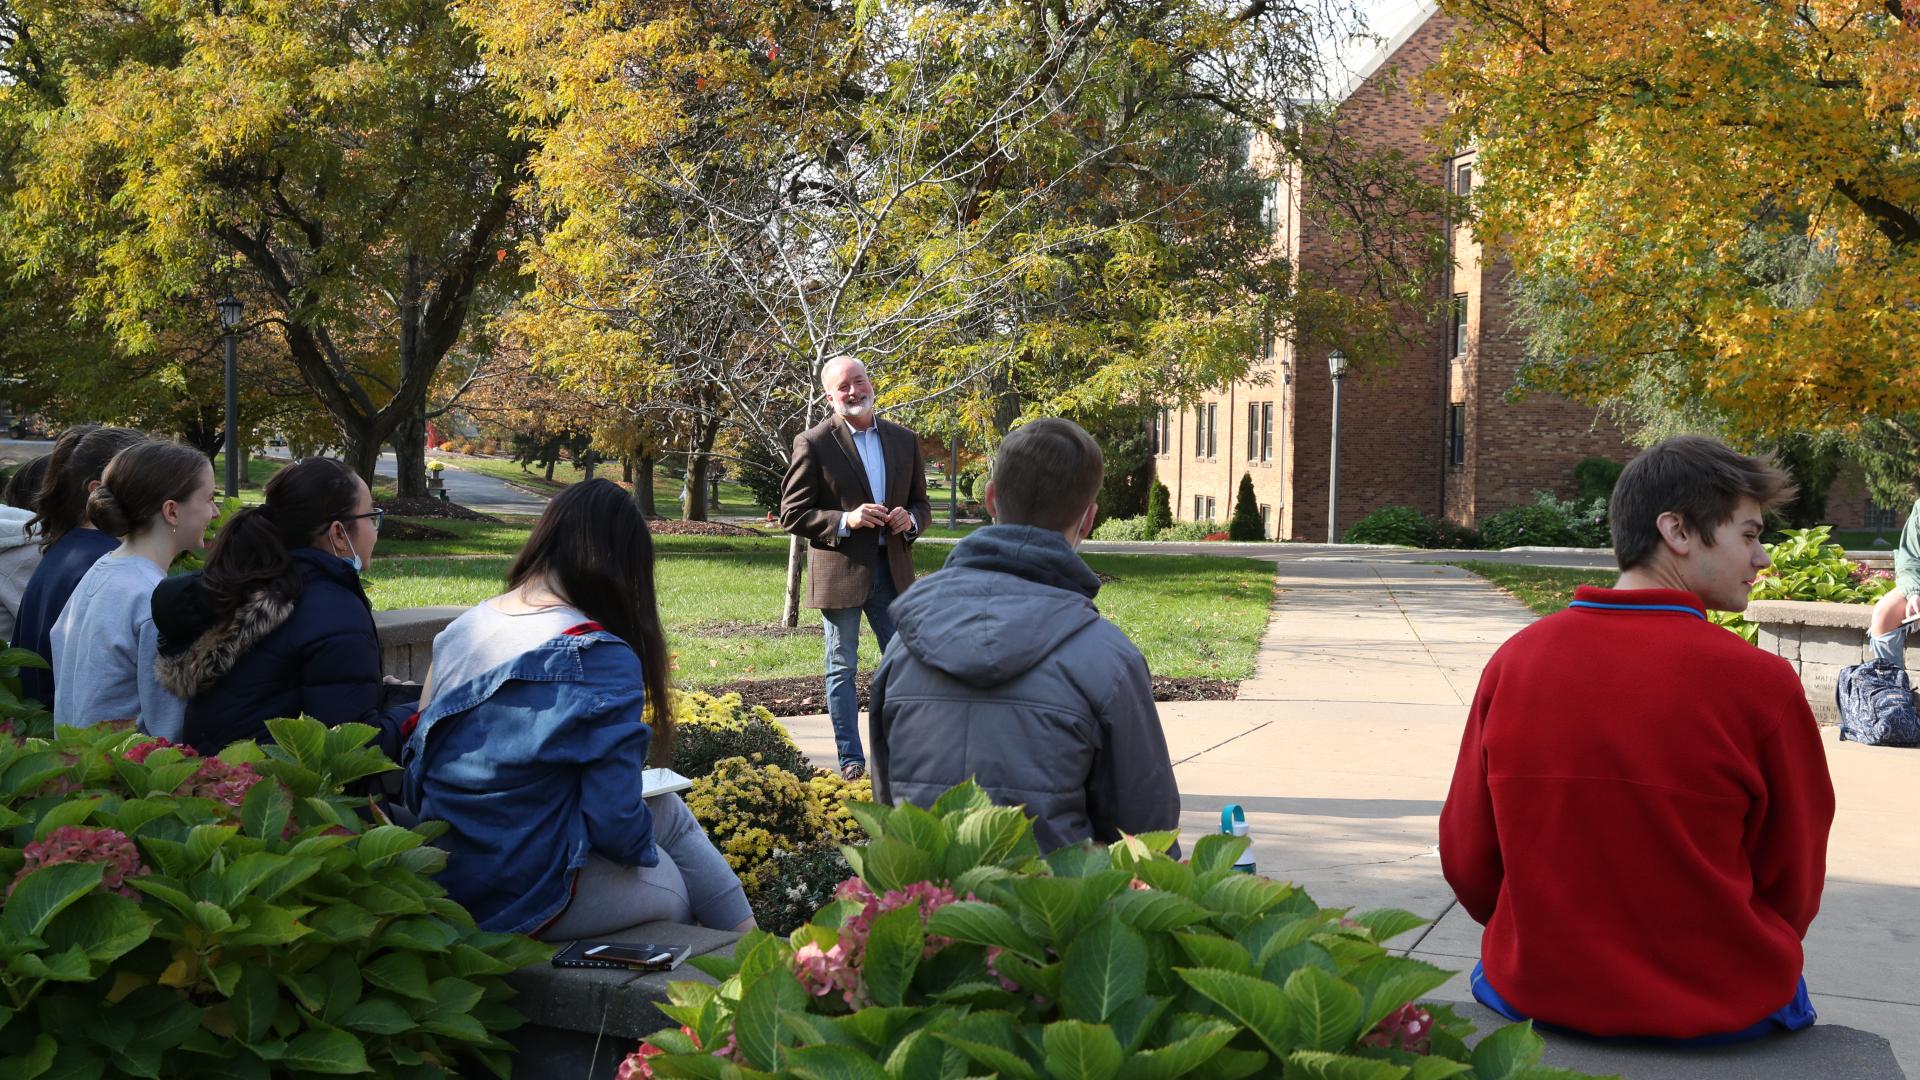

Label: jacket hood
[889,525,1103,688]
[0,506,36,552]
[150,547,359,697]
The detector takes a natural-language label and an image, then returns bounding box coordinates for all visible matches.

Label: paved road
[781,560,1920,1073]
[256,448,550,518]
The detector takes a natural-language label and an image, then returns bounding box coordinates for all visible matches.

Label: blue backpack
[1835,659,1920,747]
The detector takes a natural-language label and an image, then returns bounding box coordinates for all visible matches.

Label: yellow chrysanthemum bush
[661,691,872,933]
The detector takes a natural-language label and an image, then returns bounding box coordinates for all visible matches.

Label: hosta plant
[1713,526,1895,642]
[626,782,1604,1080]
[0,717,549,1079]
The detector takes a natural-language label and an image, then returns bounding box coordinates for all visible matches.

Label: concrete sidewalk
[780,560,1919,1074]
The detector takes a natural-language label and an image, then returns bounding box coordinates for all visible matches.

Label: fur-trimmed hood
[152,577,295,699]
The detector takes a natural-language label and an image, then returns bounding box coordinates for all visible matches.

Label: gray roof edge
[1326,1,1440,107]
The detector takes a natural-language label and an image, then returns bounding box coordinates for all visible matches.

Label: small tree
[1146,481,1174,535]
[1229,473,1264,541]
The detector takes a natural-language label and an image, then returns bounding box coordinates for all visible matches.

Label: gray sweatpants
[537,793,753,940]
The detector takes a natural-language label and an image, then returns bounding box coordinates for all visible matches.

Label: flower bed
[616,782,1606,1079]
[1713,526,1893,642]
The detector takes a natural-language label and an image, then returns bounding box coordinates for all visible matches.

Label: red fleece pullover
[1440,586,1835,1038]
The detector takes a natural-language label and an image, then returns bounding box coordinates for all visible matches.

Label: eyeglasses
[339,508,386,534]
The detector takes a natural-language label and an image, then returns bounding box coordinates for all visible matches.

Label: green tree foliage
[1228,472,1264,541]
[1089,409,1155,524]
[1344,505,1435,547]
[0,0,527,496]
[1146,480,1174,535]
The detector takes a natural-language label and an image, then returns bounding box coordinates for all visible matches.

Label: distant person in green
[1867,499,1920,664]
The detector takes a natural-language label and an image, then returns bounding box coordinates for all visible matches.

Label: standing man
[780,356,930,780]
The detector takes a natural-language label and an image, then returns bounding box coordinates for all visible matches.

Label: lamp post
[216,295,244,498]
[1326,349,1347,544]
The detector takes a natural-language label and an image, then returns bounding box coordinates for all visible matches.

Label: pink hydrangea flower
[182,758,262,808]
[1361,1003,1434,1055]
[10,826,150,900]
[124,737,199,765]
[794,941,863,1006]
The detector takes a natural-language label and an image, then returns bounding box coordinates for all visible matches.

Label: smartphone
[551,940,691,971]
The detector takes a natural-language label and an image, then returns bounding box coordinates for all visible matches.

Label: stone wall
[372,606,466,681]
[1746,599,1911,724]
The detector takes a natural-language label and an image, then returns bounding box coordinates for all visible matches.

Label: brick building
[1152,4,1633,540]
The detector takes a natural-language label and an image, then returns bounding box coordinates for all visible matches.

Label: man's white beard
[835,400,871,418]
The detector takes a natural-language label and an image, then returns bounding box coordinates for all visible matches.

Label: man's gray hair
[820,354,867,388]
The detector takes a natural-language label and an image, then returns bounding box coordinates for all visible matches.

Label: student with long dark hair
[0,454,50,643]
[13,426,149,704]
[151,457,410,755]
[51,442,217,736]
[401,479,752,938]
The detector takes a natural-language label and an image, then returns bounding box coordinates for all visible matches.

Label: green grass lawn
[1830,528,1901,551]
[364,536,1276,688]
[1450,561,1616,616]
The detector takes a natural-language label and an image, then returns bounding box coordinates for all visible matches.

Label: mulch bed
[648,519,772,537]
[383,519,459,542]
[384,496,502,523]
[685,620,815,639]
[704,672,1237,717]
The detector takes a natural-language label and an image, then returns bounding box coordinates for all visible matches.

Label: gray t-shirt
[425,600,590,712]
[51,552,186,739]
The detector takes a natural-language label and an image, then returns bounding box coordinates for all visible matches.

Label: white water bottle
[1221,805,1256,874]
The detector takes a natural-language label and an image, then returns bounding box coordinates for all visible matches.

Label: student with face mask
[150,457,410,756]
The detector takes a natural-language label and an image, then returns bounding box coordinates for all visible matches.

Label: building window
[1193,495,1204,521]
[1259,503,1272,539]
[1195,407,1206,457]
[1261,402,1274,462]
[1260,180,1281,234]
[1247,403,1259,460]
[1153,408,1170,456]
[1867,501,1899,531]
[1204,496,1217,523]
[1451,294,1469,358]
[1448,403,1466,466]
[1455,162,1473,199]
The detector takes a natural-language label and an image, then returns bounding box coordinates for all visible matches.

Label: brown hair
[3,455,49,512]
[506,479,674,764]
[990,418,1105,532]
[1609,435,1796,570]
[87,442,211,538]
[200,458,364,619]
[30,426,148,550]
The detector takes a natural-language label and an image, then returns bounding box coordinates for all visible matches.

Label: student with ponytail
[13,426,149,705]
[50,442,217,735]
[151,457,410,756]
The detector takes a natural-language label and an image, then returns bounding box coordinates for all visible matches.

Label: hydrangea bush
[1713,526,1896,642]
[0,718,547,1078]
[621,782,1603,1080]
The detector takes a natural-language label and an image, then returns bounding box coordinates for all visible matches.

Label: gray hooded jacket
[868,524,1181,852]
[0,506,41,645]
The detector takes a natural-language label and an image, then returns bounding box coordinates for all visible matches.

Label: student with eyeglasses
[151,457,413,756]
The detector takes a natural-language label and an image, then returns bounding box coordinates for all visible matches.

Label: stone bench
[1745,599,1914,725]
[506,921,744,1079]
[1446,1001,1906,1079]
[372,606,466,681]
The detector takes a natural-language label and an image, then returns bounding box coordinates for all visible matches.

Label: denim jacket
[401,627,656,935]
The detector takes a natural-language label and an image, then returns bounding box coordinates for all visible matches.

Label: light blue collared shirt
[838,420,888,543]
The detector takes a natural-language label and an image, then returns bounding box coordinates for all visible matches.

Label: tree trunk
[584,450,596,481]
[622,455,633,484]
[544,458,556,482]
[342,422,384,493]
[636,455,657,517]
[781,534,806,628]
[390,405,428,498]
[685,451,709,521]
[236,440,252,489]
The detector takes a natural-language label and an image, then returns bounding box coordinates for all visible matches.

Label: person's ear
[85,478,104,496]
[984,480,998,520]
[1654,510,1692,556]
[1080,500,1098,539]
[160,499,180,528]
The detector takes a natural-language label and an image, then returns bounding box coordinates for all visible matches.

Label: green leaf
[4,863,105,937]
[305,903,380,943]
[1131,858,1196,897]
[231,965,279,1044]
[356,825,426,869]
[1348,957,1454,1031]
[1407,1060,1473,1080]
[1061,913,1147,1023]
[0,1034,56,1080]
[376,916,458,952]
[930,780,994,815]
[1262,942,1337,986]
[184,824,238,868]
[10,945,93,982]
[1471,1022,1544,1080]
[40,892,151,963]
[1108,889,1211,933]
[862,903,925,1008]
[363,951,433,1000]
[925,900,1045,961]
[847,800,893,840]
[1284,965,1364,1052]
[1351,909,1427,945]
[239,778,292,840]
[861,836,935,894]
[1174,967,1296,1058]
[784,1044,891,1080]
[1043,1020,1124,1080]
[1286,1051,1410,1080]
[886,804,949,864]
[1012,876,1084,944]
[32,797,103,839]
[267,717,327,769]
[1171,933,1253,975]
[222,903,308,947]
[733,966,806,1071]
[280,1024,371,1074]
[936,1034,1042,1080]
[1199,873,1290,921]
[1187,834,1250,875]
[1115,1019,1238,1080]
[947,805,1037,875]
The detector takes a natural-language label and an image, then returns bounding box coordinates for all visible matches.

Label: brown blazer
[779,415,931,610]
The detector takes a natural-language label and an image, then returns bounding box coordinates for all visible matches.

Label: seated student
[13,426,148,705]
[151,457,412,756]
[0,454,50,643]
[51,442,217,738]
[868,418,1182,853]
[401,480,752,939]
[1866,498,1920,663]
[1440,435,1834,1043]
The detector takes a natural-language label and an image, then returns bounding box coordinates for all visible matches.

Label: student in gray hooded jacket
[868,419,1182,854]
[51,441,218,738]
[1867,498,1920,664]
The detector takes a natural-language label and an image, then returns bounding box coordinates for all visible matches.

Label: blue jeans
[822,562,899,769]
[1470,961,1815,1046]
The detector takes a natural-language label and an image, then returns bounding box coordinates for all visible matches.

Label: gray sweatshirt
[51,552,186,739]
[0,505,42,644]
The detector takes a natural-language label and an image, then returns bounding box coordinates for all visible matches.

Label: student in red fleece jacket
[1440,435,1835,1043]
